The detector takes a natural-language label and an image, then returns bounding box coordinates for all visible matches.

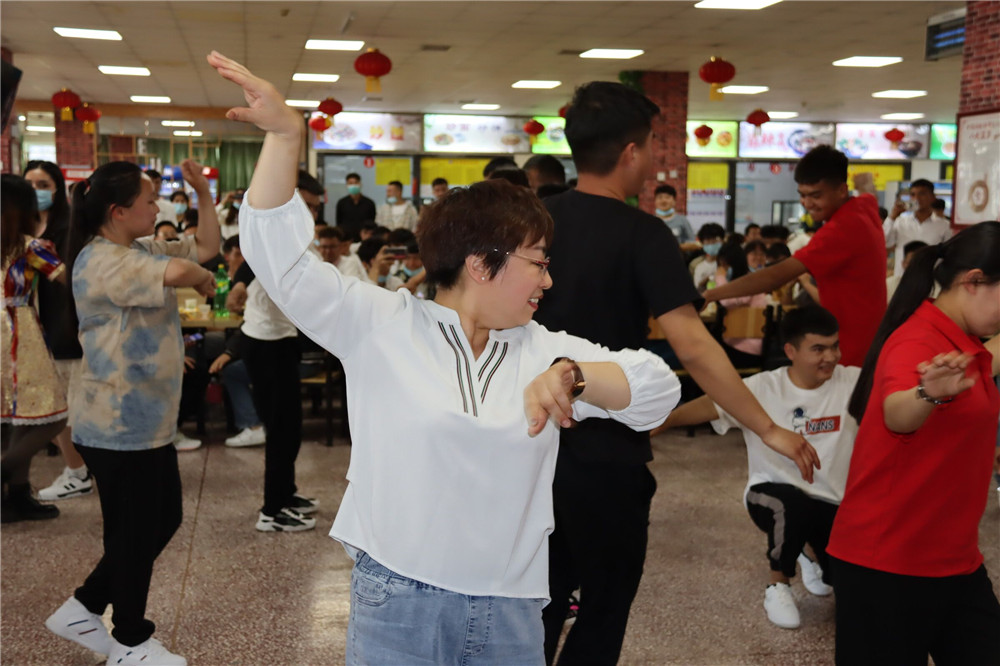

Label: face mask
[725,267,734,280]
[35,189,54,212]
[703,242,722,256]
[232,201,241,210]
[655,208,674,217]
[174,202,188,215]
[347,185,361,195]
[313,239,321,247]
[749,265,761,273]
[386,196,398,205]
[402,265,423,278]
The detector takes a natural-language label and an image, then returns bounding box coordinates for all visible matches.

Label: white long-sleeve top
[239,191,681,599]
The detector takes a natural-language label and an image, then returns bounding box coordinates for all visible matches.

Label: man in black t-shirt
[334,172,376,241]
[535,82,819,665]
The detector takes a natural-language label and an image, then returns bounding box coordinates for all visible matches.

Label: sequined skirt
[1,305,68,425]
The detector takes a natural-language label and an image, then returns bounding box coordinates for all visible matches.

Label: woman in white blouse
[208,51,680,665]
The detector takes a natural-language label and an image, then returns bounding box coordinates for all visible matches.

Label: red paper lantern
[698,57,736,101]
[693,124,714,146]
[318,97,343,117]
[308,114,332,140]
[75,104,101,134]
[558,104,569,118]
[523,119,545,136]
[354,48,392,93]
[884,127,905,150]
[51,88,82,121]
[746,108,770,137]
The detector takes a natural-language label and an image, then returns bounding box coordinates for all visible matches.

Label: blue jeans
[348,552,546,666]
[221,360,260,431]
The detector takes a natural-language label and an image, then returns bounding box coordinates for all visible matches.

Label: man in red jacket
[705,146,886,366]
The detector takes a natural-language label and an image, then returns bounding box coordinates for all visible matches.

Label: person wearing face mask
[375,180,419,232]
[169,190,190,225]
[714,240,769,361]
[216,188,245,240]
[653,184,698,251]
[145,170,177,225]
[23,162,93,503]
[692,223,726,293]
[335,172,376,242]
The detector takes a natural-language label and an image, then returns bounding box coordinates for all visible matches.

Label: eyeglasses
[505,252,551,274]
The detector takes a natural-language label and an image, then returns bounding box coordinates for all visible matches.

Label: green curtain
[142,138,261,193]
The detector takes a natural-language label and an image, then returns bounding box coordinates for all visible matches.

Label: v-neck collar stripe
[478,341,500,381]
[448,324,478,417]
[480,341,508,403]
[438,322,469,414]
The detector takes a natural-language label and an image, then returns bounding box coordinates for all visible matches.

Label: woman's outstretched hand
[206,51,301,139]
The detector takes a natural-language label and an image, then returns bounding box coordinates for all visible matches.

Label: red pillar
[638,71,689,215]
[958,1,1000,114]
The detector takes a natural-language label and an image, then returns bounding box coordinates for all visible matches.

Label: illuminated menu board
[424,114,530,153]
[686,121,738,158]
[311,112,421,152]
[530,116,570,155]
[929,123,957,160]
[738,122,835,159]
[835,123,930,160]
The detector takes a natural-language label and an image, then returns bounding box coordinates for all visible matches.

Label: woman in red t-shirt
[827,221,1000,666]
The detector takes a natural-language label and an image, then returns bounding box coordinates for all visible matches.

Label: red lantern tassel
[710,83,724,101]
[60,107,73,121]
[365,76,381,94]
[82,121,95,134]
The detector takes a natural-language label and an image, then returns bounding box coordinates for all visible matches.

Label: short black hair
[743,240,766,255]
[760,225,791,242]
[314,220,329,227]
[483,157,517,178]
[297,170,325,196]
[357,238,386,265]
[317,226,345,241]
[222,234,240,253]
[488,166,530,188]
[780,305,839,348]
[931,198,946,212]
[346,173,361,182]
[522,155,566,185]
[903,240,929,256]
[170,190,189,203]
[745,223,761,233]
[654,184,677,198]
[145,169,162,180]
[387,228,416,245]
[154,221,177,234]
[387,180,404,191]
[361,220,379,232]
[765,242,792,262]
[697,223,725,242]
[564,81,659,176]
[910,178,934,194]
[183,209,198,227]
[794,145,848,186]
[431,177,448,187]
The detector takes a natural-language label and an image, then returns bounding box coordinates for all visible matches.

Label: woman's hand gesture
[917,351,976,401]
[206,51,301,139]
[180,159,210,194]
[524,362,579,437]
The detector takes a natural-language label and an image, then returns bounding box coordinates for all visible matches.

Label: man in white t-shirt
[883,179,951,275]
[660,306,859,630]
[374,180,419,232]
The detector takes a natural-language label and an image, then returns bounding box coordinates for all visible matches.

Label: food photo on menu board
[737,122,835,159]
[929,123,957,161]
[685,120,738,158]
[311,112,422,152]
[834,123,930,160]
[954,110,1000,226]
[423,114,530,153]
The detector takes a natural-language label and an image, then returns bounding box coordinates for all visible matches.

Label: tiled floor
[2,421,998,665]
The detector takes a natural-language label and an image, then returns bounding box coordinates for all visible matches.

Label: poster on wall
[686,162,729,233]
[954,109,1000,226]
[929,123,957,160]
[530,116,570,155]
[738,122,834,159]
[834,123,930,160]
[686,121,738,158]
[311,112,421,152]
[424,114,530,153]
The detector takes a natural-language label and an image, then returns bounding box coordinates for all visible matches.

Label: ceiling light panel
[872,89,928,99]
[832,56,903,67]
[286,100,320,108]
[99,66,150,76]
[511,80,562,89]
[461,103,501,110]
[719,85,769,94]
[173,130,204,137]
[293,73,340,83]
[130,96,171,104]
[880,113,925,120]
[579,49,644,59]
[305,40,365,51]
[53,27,122,40]
[767,111,799,119]
[161,121,196,127]
[694,0,783,9]
[26,126,56,133]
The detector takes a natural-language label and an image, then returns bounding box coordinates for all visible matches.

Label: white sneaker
[255,507,316,532]
[173,433,202,452]
[797,553,833,596]
[225,426,265,448]
[108,637,186,666]
[45,596,112,655]
[38,467,93,500]
[763,583,800,629]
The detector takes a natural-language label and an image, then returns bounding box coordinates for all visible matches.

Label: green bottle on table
[213,263,230,317]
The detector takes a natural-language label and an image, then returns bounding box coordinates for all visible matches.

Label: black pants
[745,482,838,582]
[73,444,182,647]
[831,556,1000,666]
[242,336,302,516]
[542,450,656,665]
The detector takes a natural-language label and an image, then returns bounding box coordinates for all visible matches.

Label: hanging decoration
[51,88,82,121]
[318,97,343,124]
[746,108,770,137]
[308,114,332,141]
[693,124,714,146]
[698,57,736,101]
[354,48,392,93]
[558,104,569,119]
[884,127,905,150]
[523,119,545,144]
[75,103,102,134]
